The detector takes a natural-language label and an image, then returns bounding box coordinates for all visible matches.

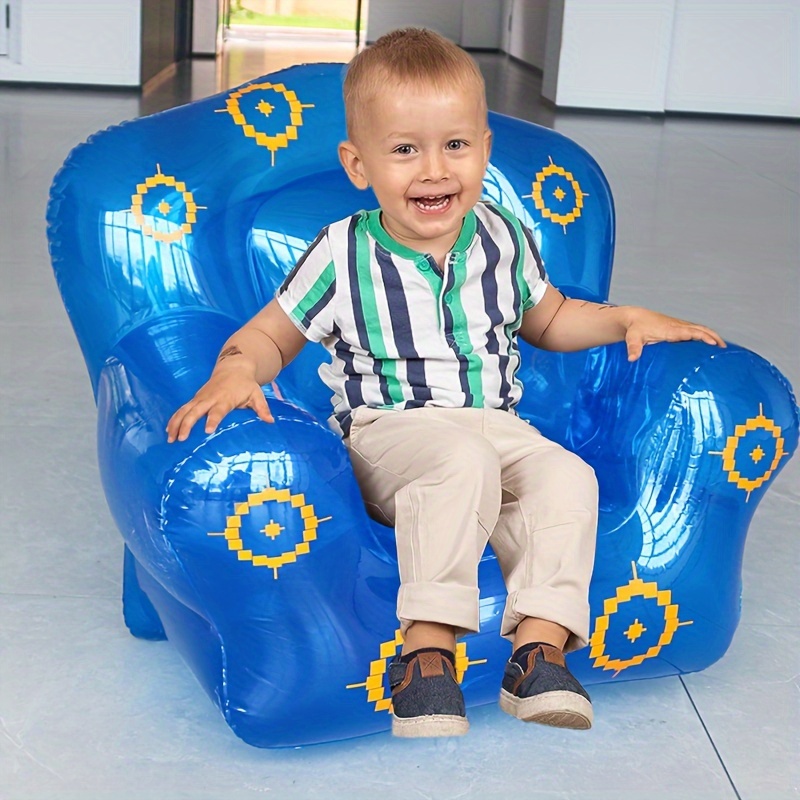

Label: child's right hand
[166,365,274,443]
[165,300,308,443]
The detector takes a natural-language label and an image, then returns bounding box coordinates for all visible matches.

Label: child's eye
[446,140,467,151]
[393,145,414,155]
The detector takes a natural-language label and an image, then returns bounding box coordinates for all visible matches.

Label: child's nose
[420,151,449,182]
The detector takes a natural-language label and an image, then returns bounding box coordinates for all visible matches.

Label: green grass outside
[229,9,356,30]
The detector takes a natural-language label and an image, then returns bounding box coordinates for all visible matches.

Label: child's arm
[519,285,726,361]
[166,299,308,442]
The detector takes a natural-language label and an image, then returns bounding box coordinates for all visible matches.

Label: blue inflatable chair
[47,63,798,747]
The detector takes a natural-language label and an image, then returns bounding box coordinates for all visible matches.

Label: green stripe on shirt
[446,252,485,405]
[490,202,534,310]
[289,259,335,328]
[354,223,406,405]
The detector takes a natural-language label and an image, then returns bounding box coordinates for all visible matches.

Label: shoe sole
[392,713,469,738]
[499,689,593,730]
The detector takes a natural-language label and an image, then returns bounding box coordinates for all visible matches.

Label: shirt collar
[364,208,478,261]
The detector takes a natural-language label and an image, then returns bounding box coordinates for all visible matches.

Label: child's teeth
[416,195,449,209]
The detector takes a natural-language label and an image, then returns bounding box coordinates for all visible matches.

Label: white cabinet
[0,0,142,86]
[525,0,800,118]
[543,0,676,113]
[0,0,18,60]
[0,3,8,57]
[666,0,800,117]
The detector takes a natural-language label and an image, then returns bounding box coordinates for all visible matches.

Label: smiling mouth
[411,194,453,213]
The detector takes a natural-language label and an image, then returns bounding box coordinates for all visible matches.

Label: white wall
[0,0,141,86]
[192,0,218,56]
[367,0,463,42]
[461,0,502,49]
[505,0,549,70]
[366,0,503,48]
[541,0,563,100]
[665,0,800,117]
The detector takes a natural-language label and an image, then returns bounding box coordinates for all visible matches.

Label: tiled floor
[1,41,798,800]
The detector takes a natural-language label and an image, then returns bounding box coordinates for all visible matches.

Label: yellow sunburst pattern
[709,404,788,501]
[129,164,206,243]
[217,82,315,166]
[207,487,331,579]
[524,156,588,233]
[345,630,487,713]
[589,563,693,676]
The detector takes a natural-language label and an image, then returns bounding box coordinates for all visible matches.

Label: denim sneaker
[499,643,593,729]
[388,649,469,737]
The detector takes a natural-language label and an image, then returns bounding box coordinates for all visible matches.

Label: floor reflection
[140,36,358,116]
[219,34,357,90]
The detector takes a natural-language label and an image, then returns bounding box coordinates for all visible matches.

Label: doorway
[217,0,365,88]
[225,0,365,46]
[222,0,367,47]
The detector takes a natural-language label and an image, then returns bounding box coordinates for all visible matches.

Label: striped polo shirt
[276,201,548,437]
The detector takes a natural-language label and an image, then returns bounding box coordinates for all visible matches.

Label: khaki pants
[345,406,598,653]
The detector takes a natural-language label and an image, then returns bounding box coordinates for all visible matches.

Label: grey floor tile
[0,323,95,424]
[0,422,121,598]
[1,594,739,800]
[1,47,797,800]
[738,459,800,628]
[576,130,797,262]
[682,624,800,800]
[0,280,71,324]
[610,246,800,388]
[667,118,800,195]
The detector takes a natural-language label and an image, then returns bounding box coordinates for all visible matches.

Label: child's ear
[338,141,369,190]
[483,128,493,163]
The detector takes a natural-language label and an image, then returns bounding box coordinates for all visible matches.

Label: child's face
[339,81,491,257]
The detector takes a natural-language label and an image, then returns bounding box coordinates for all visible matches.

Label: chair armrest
[96,309,406,744]
[520,341,797,496]
[521,340,798,581]
[518,341,798,682]
[575,342,795,499]
[97,306,381,597]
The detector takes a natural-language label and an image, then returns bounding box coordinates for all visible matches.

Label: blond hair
[343,28,487,140]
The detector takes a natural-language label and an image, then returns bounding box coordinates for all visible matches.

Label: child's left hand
[624,308,726,361]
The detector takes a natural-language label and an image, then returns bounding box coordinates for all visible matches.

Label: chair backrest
[47,63,615,400]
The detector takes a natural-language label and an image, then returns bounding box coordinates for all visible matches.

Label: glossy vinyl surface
[46,63,798,747]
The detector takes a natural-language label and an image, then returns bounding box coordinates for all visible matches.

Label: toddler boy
[167,28,724,738]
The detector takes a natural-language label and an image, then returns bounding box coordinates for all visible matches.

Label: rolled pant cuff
[501,587,590,652]
[397,582,480,638]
